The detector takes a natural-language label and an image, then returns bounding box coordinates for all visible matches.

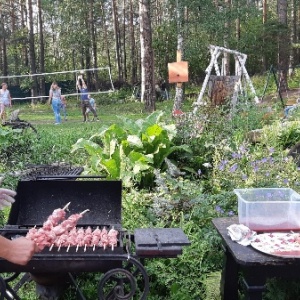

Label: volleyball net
[0,67,115,102]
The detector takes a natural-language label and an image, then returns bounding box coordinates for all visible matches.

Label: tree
[37,0,46,101]
[139,0,155,112]
[26,0,38,103]
[173,0,184,112]
[277,0,289,91]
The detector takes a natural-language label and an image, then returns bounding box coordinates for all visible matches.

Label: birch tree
[139,0,155,112]
[173,0,184,112]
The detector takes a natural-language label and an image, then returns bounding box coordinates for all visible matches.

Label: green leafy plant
[71,111,190,187]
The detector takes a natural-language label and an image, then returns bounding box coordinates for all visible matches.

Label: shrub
[71,111,190,188]
[212,141,300,192]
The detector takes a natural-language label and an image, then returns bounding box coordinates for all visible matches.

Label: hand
[0,177,16,210]
[8,237,39,265]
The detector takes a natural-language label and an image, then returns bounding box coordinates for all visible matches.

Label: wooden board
[168,61,189,83]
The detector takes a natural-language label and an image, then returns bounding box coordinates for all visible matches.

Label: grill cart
[0,179,190,300]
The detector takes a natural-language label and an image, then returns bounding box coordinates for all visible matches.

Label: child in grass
[0,83,12,123]
[85,94,97,122]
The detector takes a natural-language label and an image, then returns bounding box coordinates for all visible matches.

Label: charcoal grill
[0,179,190,300]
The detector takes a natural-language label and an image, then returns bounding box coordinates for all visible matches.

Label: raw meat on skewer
[42,202,71,230]
[55,233,69,251]
[75,227,85,252]
[83,227,93,252]
[26,202,71,246]
[99,227,109,250]
[25,226,37,240]
[52,209,90,236]
[91,227,102,251]
[108,227,118,251]
[66,227,77,252]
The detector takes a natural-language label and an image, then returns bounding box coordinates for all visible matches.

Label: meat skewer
[66,227,77,252]
[75,227,85,252]
[83,227,93,252]
[26,202,71,246]
[99,227,109,250]
[91,227,102,251]
[51,209,90,236]
[42,202,71,230]
[108,227,118,251]
[26,207,89,251]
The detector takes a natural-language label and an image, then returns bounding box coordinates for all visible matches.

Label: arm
[0,185,38,265]
[48,90,53,105]
[80,77,87,89]
[0,235,38,265]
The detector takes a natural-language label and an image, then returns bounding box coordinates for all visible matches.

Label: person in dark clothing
[76,75,99,122]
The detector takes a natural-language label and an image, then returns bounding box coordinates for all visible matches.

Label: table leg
[220,248,239,300]
[242,268,266,300]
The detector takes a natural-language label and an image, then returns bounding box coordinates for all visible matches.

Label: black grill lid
[7,180,122,227]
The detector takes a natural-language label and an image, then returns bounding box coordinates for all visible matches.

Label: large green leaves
[71,111,187,187]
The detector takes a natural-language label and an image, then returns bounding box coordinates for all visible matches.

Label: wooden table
[212,217,300,300]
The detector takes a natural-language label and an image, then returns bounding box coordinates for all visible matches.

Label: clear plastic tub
[234,188,300,231]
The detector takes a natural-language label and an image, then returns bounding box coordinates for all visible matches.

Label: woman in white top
[48,82,62,124]
[0,82,12,123]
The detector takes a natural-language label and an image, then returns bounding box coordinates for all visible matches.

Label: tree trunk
[100,1,112,75]
[289,0,296,77]
[223,0,231,76]
[37,0,46,102]
[277,0,289,91]
[89,0,99,91]
[0,2,8,77]
[262,0,267,72]
[129,0,137,84]
[122,0,127,82]
[139,0,155,112]
[173,0,184,112]
[26,0,38,104]
[112,0,122,82]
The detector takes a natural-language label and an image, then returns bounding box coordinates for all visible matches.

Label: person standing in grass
[0,82,12,123]
[48,82,62,125]
[77,75,99,122]
[85,94,97,122]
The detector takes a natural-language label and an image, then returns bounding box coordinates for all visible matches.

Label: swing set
[193,45,259,113]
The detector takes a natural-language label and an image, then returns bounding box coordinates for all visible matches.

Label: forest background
[1,0,300,300]
[0,0,295,105]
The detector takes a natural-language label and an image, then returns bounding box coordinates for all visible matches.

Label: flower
[239,145,247,154]
[283,178,289,185]
[229,163,238,173]
[241,174,248,180]
[215,205,224,214]
[218,160,228,171]
[231,152,242,159]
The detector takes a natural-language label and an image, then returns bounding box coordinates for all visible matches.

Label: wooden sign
[168,61,189,83]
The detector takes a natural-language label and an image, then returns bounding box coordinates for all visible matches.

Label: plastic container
[234,188,300,231]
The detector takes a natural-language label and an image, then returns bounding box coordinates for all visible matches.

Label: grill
[0,178,190,300]
[19,163,84,181]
